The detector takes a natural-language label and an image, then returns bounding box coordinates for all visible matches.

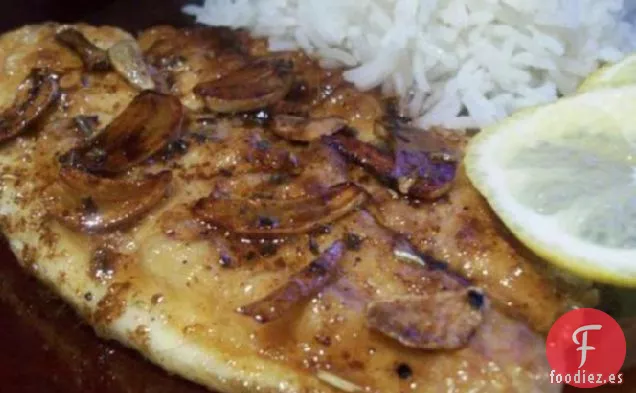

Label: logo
[546,308,626,388]
[572,324,602,368]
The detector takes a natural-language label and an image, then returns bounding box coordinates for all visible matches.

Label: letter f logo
[572,324,602,369]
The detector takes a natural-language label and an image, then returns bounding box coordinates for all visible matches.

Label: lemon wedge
[578,53,636,92]
[465,86,636,286]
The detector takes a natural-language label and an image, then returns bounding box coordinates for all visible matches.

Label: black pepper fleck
[344,232,363,251]
[162,138,189,160]
[219,168,233,177]
[422,253,448,271]
[340,126,359,138]
[81,197,98,215]
[308,260,328,275]
[313,224,332,235]
[151,293,164,305]
[259,241,279,257]
[256,216,278,229]
[219,254,233,268]
[467,288,485,310]
[286,80,309,100]
[396,363,413,380]
[84,292,93,302]
[190,132,208,144]
[314,334,332,347]
[85,147,107,166]
[308,237,320,256]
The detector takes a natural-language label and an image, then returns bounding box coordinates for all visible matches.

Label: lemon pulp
[466,86,636,286]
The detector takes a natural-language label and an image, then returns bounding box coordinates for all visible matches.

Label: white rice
[184,0,636,129]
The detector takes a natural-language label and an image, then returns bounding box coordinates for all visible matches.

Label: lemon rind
[465,87,636,287]
[577,54,636,93]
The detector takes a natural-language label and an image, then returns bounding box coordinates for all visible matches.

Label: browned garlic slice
[49,166,172,233]
[238,240,345,323]
[366,288,485,349]
[108,39,155,91]
[0,69,59,143]
[56,28,111,71]
[193,183,367,236]
[194,59,293,113]
[324,132,457,200]
[64,91,184,174]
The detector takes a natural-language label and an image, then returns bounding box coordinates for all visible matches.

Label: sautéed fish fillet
[0,24,581,393]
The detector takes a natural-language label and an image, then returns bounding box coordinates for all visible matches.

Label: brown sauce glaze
[0,1,635,392]
[0,236,211,393]
[2,239,636,392]
[0,1,211,392]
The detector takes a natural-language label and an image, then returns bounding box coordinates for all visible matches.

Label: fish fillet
[0,24,574,393]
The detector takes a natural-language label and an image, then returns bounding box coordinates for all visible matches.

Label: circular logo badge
[546,308,626,388]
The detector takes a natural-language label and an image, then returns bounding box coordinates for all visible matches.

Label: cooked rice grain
[184,0,635,129]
